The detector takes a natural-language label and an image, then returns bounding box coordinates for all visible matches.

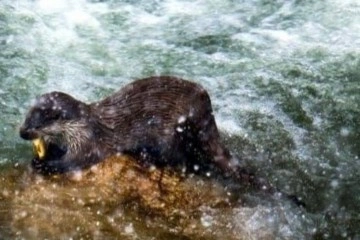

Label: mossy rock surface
[1,155,262,240]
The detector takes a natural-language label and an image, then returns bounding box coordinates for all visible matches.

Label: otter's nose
[19,126,38,140]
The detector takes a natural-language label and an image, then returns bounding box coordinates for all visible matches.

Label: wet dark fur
[20,76,239,177]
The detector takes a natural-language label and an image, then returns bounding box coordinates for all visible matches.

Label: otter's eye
[42,110,62,124]
[50,111,62,120]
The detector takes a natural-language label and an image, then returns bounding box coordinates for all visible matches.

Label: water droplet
[149,165,157,171]
[201,214,213,228]
[178,115,186,123]
[20,211,28,218]
[124,223,134,234]
[176,126,184,132]
[340,127,350,137]
[70,170,83,181]
[330,179,339,188]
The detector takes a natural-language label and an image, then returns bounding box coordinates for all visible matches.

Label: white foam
[65,10,100,28]
[135,12,164,25]
[36,0,69,14]
[163,0,205,15]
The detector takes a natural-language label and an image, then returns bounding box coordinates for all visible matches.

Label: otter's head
[20,92,93,173]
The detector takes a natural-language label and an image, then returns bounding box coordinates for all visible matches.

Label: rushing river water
[1,0,359,239]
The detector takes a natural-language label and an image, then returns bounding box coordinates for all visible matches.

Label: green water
[1,0,359,239]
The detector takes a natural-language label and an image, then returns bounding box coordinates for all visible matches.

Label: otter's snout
[19,126,39,140]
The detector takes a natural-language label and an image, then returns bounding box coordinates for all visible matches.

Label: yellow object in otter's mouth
[33,138,46,160]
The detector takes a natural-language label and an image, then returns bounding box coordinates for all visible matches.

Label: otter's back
[92,76,212,131]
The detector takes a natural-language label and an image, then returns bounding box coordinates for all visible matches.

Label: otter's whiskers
[62,120,93,155]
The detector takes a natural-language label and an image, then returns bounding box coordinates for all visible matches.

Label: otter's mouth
[31,136,67,162]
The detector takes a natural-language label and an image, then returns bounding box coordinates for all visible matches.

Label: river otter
[19,76,306,206]
[19,76,241,178]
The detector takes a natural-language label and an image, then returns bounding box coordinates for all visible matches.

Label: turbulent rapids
[1,0,360,239]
